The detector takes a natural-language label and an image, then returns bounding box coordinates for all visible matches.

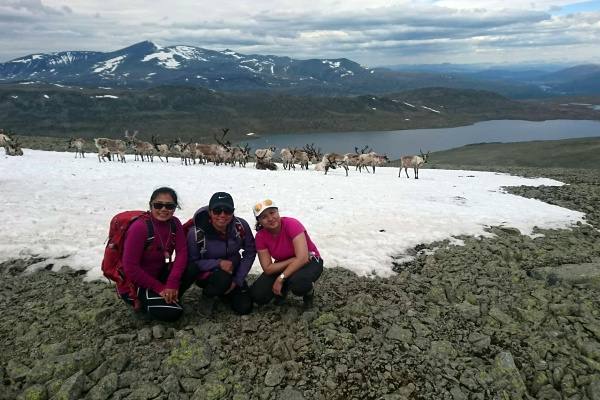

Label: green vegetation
[427,137,600,169]
[1,84,598,142]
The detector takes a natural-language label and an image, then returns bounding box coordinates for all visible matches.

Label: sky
[0,149,584,281]
[0,0,599,66]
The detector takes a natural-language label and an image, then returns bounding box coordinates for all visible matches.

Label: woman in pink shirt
[121,187,189,321]
[250,199,323,307]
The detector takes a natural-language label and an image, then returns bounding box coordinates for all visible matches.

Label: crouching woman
[184,192,256,315]
[121,187,189,322]
[250,199,323,307]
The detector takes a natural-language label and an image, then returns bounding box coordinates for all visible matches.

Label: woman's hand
[160,288,179,304]
[219,259,234,274]
[272,277,284,296]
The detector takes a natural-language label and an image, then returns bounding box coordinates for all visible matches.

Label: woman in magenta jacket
[121,187,188,321]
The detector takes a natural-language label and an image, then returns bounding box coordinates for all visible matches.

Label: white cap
[253,199,278,218]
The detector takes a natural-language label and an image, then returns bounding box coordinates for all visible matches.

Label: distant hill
[1,40,593,99]
[427,136,600,169]
[1,84,598,141]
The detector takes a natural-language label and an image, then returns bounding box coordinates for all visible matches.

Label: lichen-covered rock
[164,335,212,378]
[86,372,118,400]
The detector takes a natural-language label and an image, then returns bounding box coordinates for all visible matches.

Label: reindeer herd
[4,129,432,179]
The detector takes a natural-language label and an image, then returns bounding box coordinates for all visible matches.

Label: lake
[245,119,600,159]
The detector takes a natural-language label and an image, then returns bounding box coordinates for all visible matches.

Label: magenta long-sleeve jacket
[122,215,188,294]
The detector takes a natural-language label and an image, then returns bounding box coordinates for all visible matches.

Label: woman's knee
[250,283,273,305]
[289,279,313,296]
[147,304,183,322]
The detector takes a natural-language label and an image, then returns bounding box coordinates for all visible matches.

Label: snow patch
[93,95,119,99]
[422,105,441,114]
[92,55,127,74]
[0,150,584,280]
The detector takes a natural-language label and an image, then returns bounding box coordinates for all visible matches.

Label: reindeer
[399,149,430,179]
[230,143,251,167]
[94,137,126,162]
[67,137,86,158]
[344,145,372,171]
[280,148,296,170]
[5,135,23,156]
[293,148,312,170]
[322,153,349,176]
[358,152,389,174]
[125,130,155,162]
[1,130,12,155]
[304,143,323,165]
[172,139,194,165]
[212,128,236,166]
[151,135,170,162]
[255,146,276,165]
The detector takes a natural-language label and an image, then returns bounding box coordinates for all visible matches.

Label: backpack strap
[143,218,155,250]
[233,217,246,243]
[193,212,207,256]
[143,217,177,251]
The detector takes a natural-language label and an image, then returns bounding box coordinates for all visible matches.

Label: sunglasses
[152,202,177,210]
[211,207,234,215]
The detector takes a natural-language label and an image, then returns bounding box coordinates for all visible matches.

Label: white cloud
[0,0,599,65]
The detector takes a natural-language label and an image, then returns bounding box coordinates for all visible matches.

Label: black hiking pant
[122,263,197,322]
[181,264,253,315]
[250,257,324,305]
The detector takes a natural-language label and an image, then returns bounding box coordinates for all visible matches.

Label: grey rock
[164,336,212,377]
[152,325,167,339]
[179,378,202,393]
[455,301,480,320]
[128,383,162,400]
[278,386,304,400]
[6,359,30,381]
[588,377,600,400]
[18,384,47,400]
[490,352,527,398]
[536,385,561,399]
[264,364,286,387]
[27,361,55,384]
[468,332,491,351]
[137,328,152,344]
[86,372,118,400]
[54,370,85,400]
[530,262,600,289]
[191,382,228,400]
[386,325,414,344]
[430,340,457,361]
[161,374,181,394]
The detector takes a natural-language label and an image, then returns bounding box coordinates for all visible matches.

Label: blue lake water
[244,119,600,159]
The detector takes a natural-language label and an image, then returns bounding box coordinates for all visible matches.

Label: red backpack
[101,210,175,310]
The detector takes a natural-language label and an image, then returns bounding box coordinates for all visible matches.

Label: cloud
[0,0,598,65]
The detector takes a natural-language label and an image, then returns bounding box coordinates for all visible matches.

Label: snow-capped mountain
[0,41,374,91]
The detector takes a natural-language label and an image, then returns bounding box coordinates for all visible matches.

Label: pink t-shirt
[255,217,320,262]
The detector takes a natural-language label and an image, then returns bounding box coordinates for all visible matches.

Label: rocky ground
[1,167,600,400]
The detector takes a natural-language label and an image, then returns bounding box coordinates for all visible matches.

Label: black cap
[209,192,234,210]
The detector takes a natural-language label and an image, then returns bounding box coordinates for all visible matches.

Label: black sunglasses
[211,207,234,215]
[152,202,177,210]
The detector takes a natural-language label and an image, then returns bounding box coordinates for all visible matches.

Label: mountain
[0,41,554,98]
[0,41,387,93]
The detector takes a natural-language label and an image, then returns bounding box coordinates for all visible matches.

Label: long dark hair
[149,187,181,209]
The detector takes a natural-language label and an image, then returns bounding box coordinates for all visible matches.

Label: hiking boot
[302,289,315,308]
